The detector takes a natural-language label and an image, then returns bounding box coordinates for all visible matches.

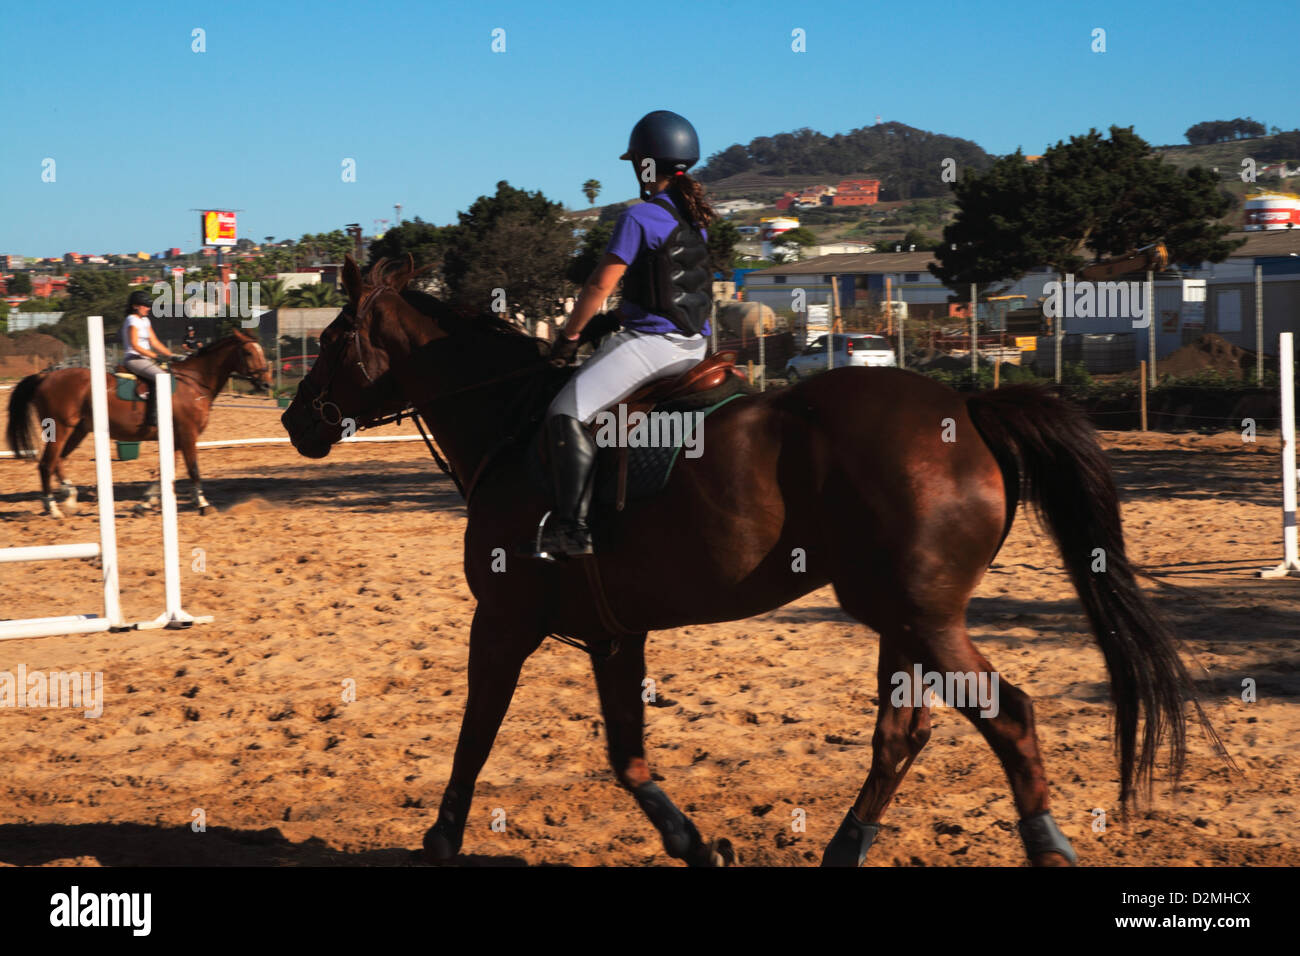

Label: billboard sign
[201,210,237,247]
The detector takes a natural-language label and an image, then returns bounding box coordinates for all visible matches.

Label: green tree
[899,228,940,251]
[441,180,576,329]
[774,226,817,249]
[256,277,294,309]
[366,216,452,280]
[19,296,64,312]
[567,221,615,286]
[287,282,344,308]
[706,218,740,277]
[582,179,601,205]
[7,272,33,295]
[932,128,1239,292]
[929,150,1054,290]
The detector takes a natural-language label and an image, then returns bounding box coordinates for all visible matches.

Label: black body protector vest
[621,198,711,335]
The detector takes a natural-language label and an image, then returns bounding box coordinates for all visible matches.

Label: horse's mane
[364,257,544,361]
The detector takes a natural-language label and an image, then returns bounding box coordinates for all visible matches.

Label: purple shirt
[605,190,711,336]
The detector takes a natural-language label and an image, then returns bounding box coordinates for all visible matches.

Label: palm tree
[257,277,293,309]
[288,282,343,308]
[582,179,601,205]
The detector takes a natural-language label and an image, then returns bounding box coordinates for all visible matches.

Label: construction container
[1033,333,1138,374]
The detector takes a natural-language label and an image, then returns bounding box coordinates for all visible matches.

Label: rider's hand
[548,334,580,366]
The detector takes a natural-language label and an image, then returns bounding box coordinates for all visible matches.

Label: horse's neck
[180,342,237,397]
[399,353,534,488]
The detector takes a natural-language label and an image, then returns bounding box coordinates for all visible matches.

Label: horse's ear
[388,252,416,291]
[342,255,363,306]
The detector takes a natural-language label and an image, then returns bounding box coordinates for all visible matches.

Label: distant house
[31,275,69,298]
[830,179,880,206]
[1260,163,1300,179]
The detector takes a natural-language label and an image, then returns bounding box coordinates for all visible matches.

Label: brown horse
[282,256,1220,867]
[7,329,271,516]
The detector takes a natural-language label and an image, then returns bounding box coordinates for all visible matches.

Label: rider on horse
[121,289,178,427]
[529,110,715,561]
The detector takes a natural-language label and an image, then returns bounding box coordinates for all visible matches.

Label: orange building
[830,179,880,206]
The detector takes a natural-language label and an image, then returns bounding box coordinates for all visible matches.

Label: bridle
[296,284,550,501]
[301,286,388,427]
[169,337,271,397]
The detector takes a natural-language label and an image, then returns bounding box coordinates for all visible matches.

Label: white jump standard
[1259,331,1299,578]
[0,315,213,639]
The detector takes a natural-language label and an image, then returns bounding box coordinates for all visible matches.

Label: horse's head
[233,331,273,394]
[281,255,444,458]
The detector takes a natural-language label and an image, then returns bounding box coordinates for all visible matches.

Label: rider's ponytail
[667,172,715,230]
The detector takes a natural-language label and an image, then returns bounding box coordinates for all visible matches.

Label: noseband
[302,286,388,427]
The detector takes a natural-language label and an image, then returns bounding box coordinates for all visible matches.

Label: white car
[783,333,897,383]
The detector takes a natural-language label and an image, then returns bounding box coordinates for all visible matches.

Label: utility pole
[1147,269,1156,388]
[1256,264,1264,384]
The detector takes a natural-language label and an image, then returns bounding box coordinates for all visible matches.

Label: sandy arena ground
[0,391,1296,866]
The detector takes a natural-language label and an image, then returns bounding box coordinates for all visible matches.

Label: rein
[304,284,564,505]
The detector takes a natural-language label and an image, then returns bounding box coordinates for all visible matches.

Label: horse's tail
[965,383,1223,807]
[5,372,46,459]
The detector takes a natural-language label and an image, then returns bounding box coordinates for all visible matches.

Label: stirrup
[530,510,559,562]
[528,511,592,561]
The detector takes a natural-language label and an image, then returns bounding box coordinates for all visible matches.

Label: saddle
[623,351,745,408]
[531,351,753,512]
[113,368,148,402]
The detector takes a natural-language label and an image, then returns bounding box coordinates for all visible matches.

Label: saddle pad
[593,386,749,507]
[114,374,143,402]
[527,373,753,512]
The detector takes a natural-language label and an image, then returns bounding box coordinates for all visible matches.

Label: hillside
[1155,132,1300,174]
[695,121,994,203]
[571,128,1300,255]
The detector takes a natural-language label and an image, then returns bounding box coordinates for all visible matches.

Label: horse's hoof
[684,836,734,867]
[422,827,460,865]
[198,503,215,515]
[711,838,737,867]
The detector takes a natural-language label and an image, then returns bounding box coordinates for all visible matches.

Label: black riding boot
[530,414,595,560]
[144,387,157,428]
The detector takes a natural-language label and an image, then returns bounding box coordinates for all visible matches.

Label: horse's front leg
[179,435,212,514]
[592,633,732,867]
[423,609,544,862]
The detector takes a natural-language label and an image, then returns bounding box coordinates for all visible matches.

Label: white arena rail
[1259,332,1299,578]
[0,315,213,639]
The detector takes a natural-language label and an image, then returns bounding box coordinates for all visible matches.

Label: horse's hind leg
[423,608,544,863]
[37,426,70,518]
[901,618,1077,866]
[590,633,731,867]
[821,637,932,867]
[55,419,91,512]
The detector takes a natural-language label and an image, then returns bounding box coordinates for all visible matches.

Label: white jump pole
[0,315,123,640]
[140,371,211,630]
[1260,332,1299,578]
[0,543,101,563]
[89,313,125,626]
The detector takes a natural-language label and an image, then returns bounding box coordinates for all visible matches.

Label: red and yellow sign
[201,210,237,247]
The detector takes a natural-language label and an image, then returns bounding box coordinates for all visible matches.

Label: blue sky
[0,0,1286,257]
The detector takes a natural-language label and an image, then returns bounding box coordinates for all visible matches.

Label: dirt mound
[0,330,67,361]
[1160,333,1259,379]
